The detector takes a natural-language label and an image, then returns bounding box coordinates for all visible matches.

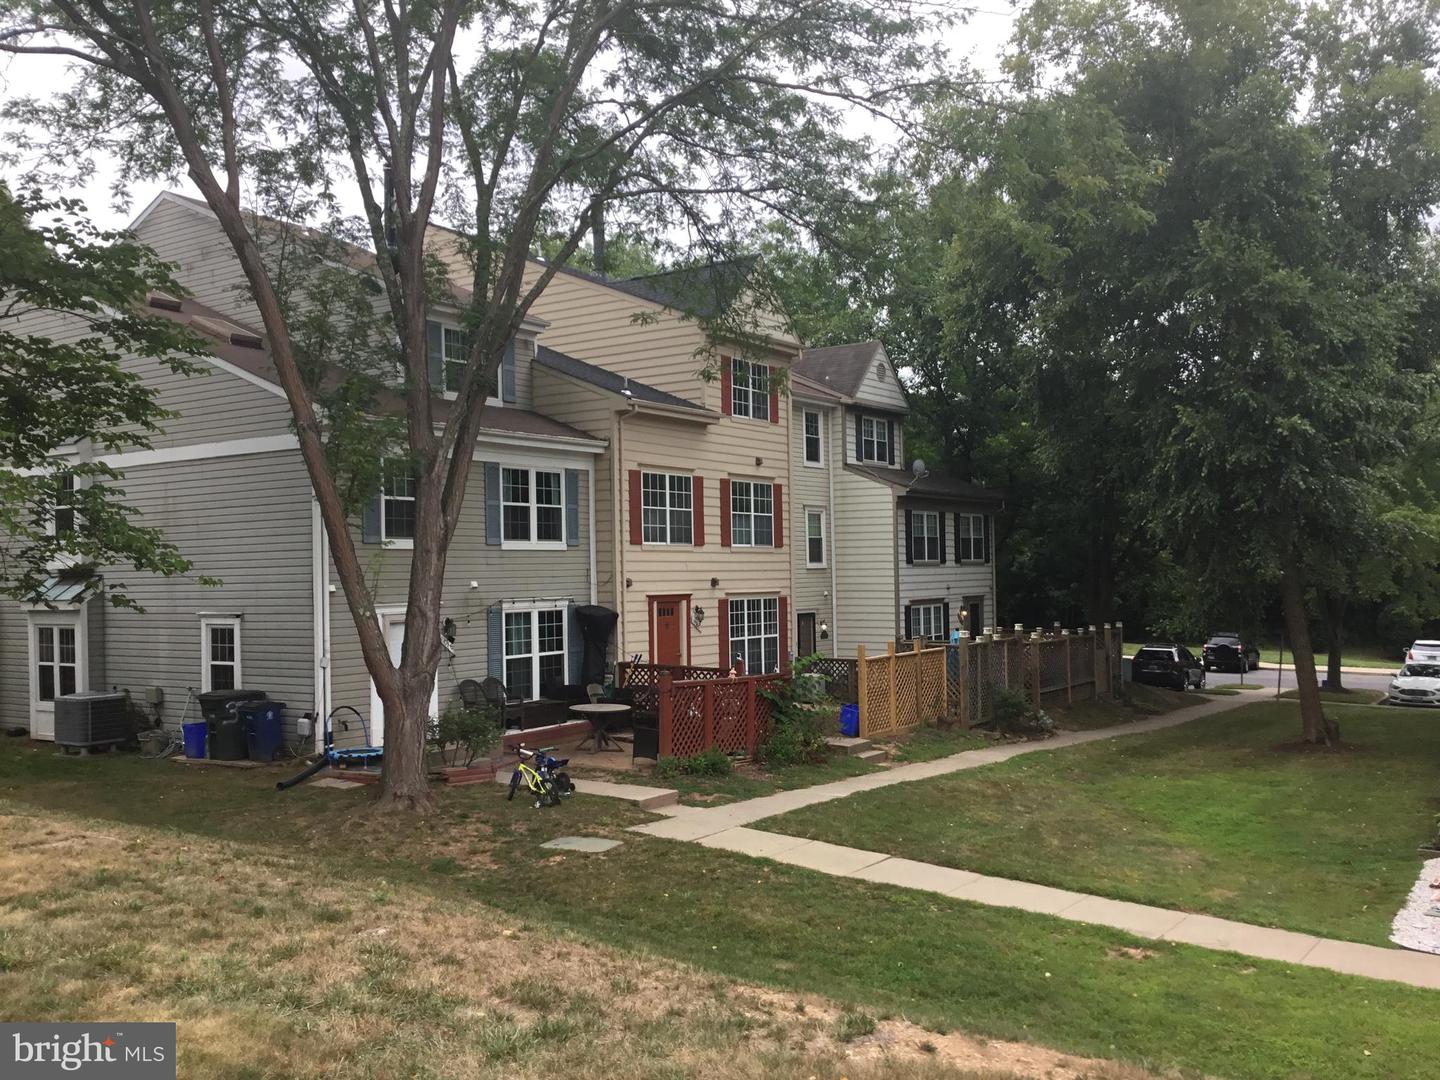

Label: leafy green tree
[0,186,205,609]
[0,0,957,809]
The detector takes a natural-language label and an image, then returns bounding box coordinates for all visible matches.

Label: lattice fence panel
[917,648,945,722]
[1038,640,1068,692]
[666,684,706,758]
[810,657,858,701]
[712,681,749,753]
[1072,636,1095,686]
[860,657,894,737]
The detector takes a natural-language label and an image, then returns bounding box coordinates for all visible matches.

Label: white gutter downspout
[310,497,331,752]
[613,404,639,661]
[827,407,838,656]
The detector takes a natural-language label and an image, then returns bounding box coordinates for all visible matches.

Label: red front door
[652,598,685,665]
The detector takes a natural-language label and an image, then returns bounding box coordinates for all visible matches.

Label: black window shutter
[362,493,382,544]
[938,512,947,564]
[942,601,951,638]
[854,412,864,461]
[904,509,914,564]
[564,469,581,547]
[903,604,913,641]
[955,513,963,562]
[984,515,992,564]
[886,420,896,465]
[501,339,517,402]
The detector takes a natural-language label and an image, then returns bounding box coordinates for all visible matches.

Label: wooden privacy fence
[856,623,1126,739]
[655,670,783,758]
[616,660,727,718]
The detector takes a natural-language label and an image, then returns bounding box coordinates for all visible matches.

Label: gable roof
[793,340,907,409]
[791,371,847,403]
[141,292,601,447]
[534,346,707,412]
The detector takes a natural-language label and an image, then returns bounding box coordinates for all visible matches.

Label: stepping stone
[855,748,888,764]
[310,777,366,789]
[540,836,623,853]
[826,736,873,756]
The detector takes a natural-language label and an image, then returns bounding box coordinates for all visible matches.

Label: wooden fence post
[887,641,898,731]
[702,681,715,750]
[658,671,674,757]
[743,678,757,756]
[856,644,868,737]
[1063,629,1073,705]
[957,634,969,728]
[1029,633,1042,708]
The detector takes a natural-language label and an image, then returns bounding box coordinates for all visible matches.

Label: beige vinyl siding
[832,469,898,655]
[616,409,791,668]
[790,401,838,656]
[897,505,995,638]
[326,450,593,735]
[844,408,905,469]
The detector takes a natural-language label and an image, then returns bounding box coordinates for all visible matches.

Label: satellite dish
[911,458,927,478]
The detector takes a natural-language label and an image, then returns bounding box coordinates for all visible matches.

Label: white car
[1388,662,1440,707]
[1406,639,1440,663]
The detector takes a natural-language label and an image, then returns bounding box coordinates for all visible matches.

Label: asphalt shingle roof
[534,346,705,411]
[793,340,891,402]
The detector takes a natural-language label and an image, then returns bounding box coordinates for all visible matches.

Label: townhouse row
[0,191,1000,745]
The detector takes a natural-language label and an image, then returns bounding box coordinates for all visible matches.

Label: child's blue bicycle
[507,744,575,807]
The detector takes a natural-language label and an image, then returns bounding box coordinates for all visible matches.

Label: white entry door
[29,614,85,741]
[368,612,439,747]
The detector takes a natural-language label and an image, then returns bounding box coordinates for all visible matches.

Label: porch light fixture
[819,621,830,640]
[710,576,719,588]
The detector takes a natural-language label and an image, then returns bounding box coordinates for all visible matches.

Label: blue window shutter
[567,601,584,684]
[487,606,504,681]
[484,462,501,545]
[564,469,581,547]
[362,493,382,544]
[501,339,517,403]
[426,320,444,390]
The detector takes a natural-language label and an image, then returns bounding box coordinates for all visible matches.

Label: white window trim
[431,315,504,406]
[957,513,987,563]
[861,415,892,464]
[200,615,243,693]
[500,464,567,551]
[805,508,826,569]
[802,409,824,468]
[730,356,771,422]
[29,612,86,707]
[640,470,695,546]
[911,601,946,641]
[502,599,570,701]
[728,595,781,675]
[380,462,416,550]
[912,510,941,564]
[729,478,775,548]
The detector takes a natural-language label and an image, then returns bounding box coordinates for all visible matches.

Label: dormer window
[441,326,466,395]
[427,318,504,401]
[860,416,893,464]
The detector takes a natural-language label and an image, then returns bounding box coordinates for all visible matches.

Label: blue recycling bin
[839,703,860,737]
[182,721,207,759]
[241,700,286,762]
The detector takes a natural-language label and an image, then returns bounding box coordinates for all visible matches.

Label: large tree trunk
[1281,572,1338,745]
[376,673,439,812]
[1322,594,1346,691]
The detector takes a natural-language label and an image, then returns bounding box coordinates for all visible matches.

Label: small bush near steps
[654,746,734,779]
[759,655,831,766]
[985,689,1056,739]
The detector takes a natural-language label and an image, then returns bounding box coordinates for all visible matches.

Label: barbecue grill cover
[575,605,619,685]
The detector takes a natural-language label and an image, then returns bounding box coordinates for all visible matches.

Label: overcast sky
[0,5,1018,233]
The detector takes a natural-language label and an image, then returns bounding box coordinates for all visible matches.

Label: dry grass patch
[0,805,1162,1080]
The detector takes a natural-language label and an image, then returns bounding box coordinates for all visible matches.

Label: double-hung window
[442,326,467,395]
[730,357,770,420]
[861,416,891,463]
[911,602,946,641]
[503,606,566,700]
[730,480,774,547]
[34,624,77,701]
[52,473,76,537]
[911,510,941,563]
[803,410,823,465]
[641,472,693,545]
[502,466,564,546]
[382,462,417,544]
[729,597,780,674]
[956,514,987,562]
[201,617,242,692]
[805,509,825,568]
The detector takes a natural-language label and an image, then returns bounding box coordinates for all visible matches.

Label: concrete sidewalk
[626,691,1440,992]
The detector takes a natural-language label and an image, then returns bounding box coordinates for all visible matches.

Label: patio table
[571,702,631,752]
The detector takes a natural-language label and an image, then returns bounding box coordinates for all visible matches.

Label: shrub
[759,656,830,767]
[654,747,734,779]
[432,701,501,767]
[989,688,1056,739]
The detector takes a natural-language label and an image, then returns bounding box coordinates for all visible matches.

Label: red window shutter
[778,596,789,669]
[768,366,779,424]
[718,597,730,670]
[772,483,784,547]
[628,469,642,546]
[693,474,705,546]
[719,478,732,547]
[720,357,732,416]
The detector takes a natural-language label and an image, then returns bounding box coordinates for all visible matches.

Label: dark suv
[1131,644,1205,691]
[1202,632,1261,673]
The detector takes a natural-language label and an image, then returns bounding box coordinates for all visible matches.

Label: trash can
[241,700,286,762]
[839,703,860,737]
[182,721,207,759]
[198,689,267,762]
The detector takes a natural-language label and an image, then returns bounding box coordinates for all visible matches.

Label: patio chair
[457,679,484,708]
[480,676,526,730]
[586,682,605,704]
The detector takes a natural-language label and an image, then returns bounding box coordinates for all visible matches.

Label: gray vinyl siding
[131,196,265,326]
[897,502,995,639]
[327,454,593,735]
[0,451,317,736]
[832,469,898,655]
[791,401,838,656]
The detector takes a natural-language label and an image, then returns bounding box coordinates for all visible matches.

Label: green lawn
[4,737,1440,1078]
[579,750,881,805]
[1278,687,1386,705]
[758,702,1439,944]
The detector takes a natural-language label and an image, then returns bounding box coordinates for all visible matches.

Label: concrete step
[855,748,889,764]
[826,735,873,756]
